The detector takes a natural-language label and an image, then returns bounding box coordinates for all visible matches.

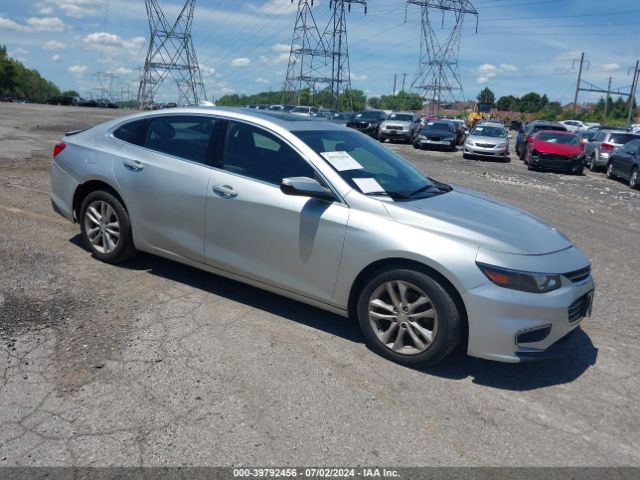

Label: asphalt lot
[0,103,639,466]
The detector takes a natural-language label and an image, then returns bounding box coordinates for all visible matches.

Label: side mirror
[280,177,335,202]
[508,134,513,139]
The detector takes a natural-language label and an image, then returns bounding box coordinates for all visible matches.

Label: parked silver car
[50,108,594,366]
[378,112,419,143]
[463,122,510,162]
[584,129,640,171]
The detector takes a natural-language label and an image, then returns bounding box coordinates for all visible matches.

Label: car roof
[111,106,346,132]
[536,129,577,135]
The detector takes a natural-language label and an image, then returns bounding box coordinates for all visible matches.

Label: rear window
[533,124,565,133]
[114,119,148,146]
[609,133,640,145]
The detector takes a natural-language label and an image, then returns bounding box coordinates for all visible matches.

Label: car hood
[383,187,572,255]
[467,135,508,144]
[532,141,582,156]
[382,120,413,127]
[421,128,453,136]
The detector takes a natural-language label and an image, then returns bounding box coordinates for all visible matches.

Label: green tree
[61,90,79,97]
[496,95,517,111]
[477,87,495,105]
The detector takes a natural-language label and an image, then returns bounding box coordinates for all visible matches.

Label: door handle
[123,159,144,171]
[212,184,237,198]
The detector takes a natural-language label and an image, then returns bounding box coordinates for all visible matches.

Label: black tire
[356,268,463,367]
[412,141,420,149]
[589,154,598,172]
[630,167,638,190]
[573,165,584,176]
[79,190,137,264]
[378,135,386,143]
[462,153,470,160]
[606,162,614,179]
[449,143,456,152]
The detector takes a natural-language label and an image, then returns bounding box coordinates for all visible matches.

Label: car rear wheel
[356,269,463,367]
[606,162,614,179]
[80,190,136,264]
[630,167,638,189]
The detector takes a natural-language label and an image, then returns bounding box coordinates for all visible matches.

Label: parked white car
[560,120,589,132]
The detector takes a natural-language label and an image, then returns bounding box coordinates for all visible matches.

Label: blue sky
[1,0,639,104]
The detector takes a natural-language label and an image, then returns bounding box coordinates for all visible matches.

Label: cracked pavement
[0,103,639,466]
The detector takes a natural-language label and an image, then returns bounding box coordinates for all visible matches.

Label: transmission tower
[324,0,367,111]
[406,0,478,114]
[282,0,330,106]
[282,0,366,111]
[137,0,207,109]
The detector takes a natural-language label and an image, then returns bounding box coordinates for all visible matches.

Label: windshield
[423,122,453,132]
[537,133,579,145]
[333,113,353,120]
[470,126,506,138]
[291,107,309,113]
[356,111,383,121]
[388,114,414,122]
[533,125,564,133]
[293,130,447,200]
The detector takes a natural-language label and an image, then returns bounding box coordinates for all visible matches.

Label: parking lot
[1,103,639,466]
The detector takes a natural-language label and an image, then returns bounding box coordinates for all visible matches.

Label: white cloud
[600,63,619,72]
[26,16,66,31]
[272,43,290,53]
[199,65,216,77]
[0,16,28,31]
[43,40,67,50]
[259,52,289,66]
[110,66,133,75]
[255,77,270,84]
[247,0,298,15]
[14,48,29,55]
[38,0,103,18]
[52,54,61,62]
[554,51,581,62]
[231,57,250,67]
[350,73,368,81]
[68,64,87,75]
[83,31,145,50]
[473,63,518,83]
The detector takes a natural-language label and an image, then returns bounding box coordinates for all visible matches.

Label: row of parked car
[45,96,119,108]
[514,120,640,186]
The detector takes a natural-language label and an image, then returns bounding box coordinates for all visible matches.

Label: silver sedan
[50,107,594,366]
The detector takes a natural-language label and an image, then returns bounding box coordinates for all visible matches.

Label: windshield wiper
[407,184,435,197]
[363,190,409,199]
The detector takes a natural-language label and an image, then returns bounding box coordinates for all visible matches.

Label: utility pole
[406,0,478,115]
[392,74,397,96]
[572,52,586,116]
[401,72,407,93]
[626,60,639,127]
[603,76,612,123]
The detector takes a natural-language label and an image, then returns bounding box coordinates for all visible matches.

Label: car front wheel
[356,269,463,367]
[80,190,137,264]
[630,167,638,189]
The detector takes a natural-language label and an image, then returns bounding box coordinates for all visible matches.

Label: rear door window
[143,115,218,164]
[114,119,149,146]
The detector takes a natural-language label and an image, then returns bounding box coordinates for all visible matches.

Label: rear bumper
[50,159,78,222]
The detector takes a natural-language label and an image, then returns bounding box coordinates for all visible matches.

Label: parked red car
[523,130,585,175]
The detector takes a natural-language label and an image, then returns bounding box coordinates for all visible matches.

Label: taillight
[53,142,66,158]
[601,142,614,153]
[527,136,533,142]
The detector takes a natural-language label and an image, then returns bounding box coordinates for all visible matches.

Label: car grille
[568,293,592,323]
[354,122,370,129]
[538,153,571,161]
[386,125,403,130]
[476,143,496,148]
[426,136,442,141]
[564,266,591,283]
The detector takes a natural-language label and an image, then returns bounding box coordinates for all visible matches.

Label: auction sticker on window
[353,177,384,194]
[320,151,363,171]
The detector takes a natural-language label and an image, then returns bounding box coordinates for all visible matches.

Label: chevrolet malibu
[50,108,595,366]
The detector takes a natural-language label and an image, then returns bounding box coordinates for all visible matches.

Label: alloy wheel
[84,200,120,254]
[368,280,438,355]
[631,169,638,189]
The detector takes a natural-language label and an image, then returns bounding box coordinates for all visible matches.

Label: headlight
[476,262,561,293]
[444,136,454,141]
[418,134,426,139]
[497,142,508,148]
[465,141,474,147]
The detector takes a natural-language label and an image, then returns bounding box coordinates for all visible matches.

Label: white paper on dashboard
[353,177,384,194]
[320,151,363,171]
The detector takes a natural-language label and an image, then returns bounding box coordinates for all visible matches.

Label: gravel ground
[0,103,639,467]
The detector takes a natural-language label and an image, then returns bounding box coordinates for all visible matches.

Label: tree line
[0,45,61,103]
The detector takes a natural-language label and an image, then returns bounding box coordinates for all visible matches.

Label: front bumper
[529,155,584,172]
[379,130,411,140]
[417,138,455,148]
[463,249,594,363]
[464,145,509,158]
